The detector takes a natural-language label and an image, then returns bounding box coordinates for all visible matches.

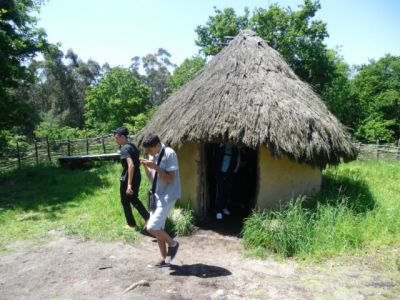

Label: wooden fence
[356,141,400,161]
[0,135,119,172]
[0,137,399,173]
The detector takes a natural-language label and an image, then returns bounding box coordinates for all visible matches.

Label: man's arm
[126,157,134,195]
[143,164,152,181]
[141,151,177,184]
[140,158,153,181]
[140,160,175,183]
[154,166,175,183]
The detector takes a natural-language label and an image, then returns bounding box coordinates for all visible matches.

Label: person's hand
[140,159,156,169]
[126,185,133,195]
[139,158,149,165]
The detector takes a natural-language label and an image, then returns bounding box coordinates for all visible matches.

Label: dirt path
[1,229,399,299]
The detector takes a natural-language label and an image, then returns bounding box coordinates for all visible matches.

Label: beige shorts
[147,202,174,230]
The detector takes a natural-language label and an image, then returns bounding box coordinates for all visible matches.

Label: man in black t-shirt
[113,127,149,228]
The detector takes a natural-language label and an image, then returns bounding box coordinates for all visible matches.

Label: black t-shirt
[119,143,141,186]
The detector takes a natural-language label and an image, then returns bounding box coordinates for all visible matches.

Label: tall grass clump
[166,205,196,236]
[242,160,400,260]
[242,198,313,257]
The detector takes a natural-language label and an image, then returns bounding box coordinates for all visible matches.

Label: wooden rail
[0,134,121,172]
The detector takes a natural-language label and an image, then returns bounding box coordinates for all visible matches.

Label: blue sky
[37,0,400,68]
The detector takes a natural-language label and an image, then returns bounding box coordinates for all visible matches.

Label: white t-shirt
[150,144,181,206]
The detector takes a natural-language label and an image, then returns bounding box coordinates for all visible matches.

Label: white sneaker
[216,213,223,220]
[222,208,230,215]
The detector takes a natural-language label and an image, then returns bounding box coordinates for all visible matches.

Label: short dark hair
[112,127,129,137]
[142,133,161,148]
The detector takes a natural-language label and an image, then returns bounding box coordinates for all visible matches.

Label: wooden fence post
[67,137,71,156]
[46,136,52,162]
[102,136,106,153]
[86,137,89,155]
[397,139,400,160]
[356,142,362,159]
[376,140,380,159]
[16,141,21,169]
[34,139,39,165]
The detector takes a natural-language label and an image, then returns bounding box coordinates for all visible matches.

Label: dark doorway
[201,143,258,235]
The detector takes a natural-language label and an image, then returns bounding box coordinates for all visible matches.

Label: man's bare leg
[147,228,175,246]
[157,239,167,259]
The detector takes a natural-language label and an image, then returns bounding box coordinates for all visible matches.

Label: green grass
[0,162,195,249]
[242,160,400,260]
[2,160,398,260]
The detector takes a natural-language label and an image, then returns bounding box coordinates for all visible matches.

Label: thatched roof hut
[137,29,356,166]
[137,29,357,218]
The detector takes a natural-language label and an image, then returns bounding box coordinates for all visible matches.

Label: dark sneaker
[167,241,180,261]
[147,259,170,268]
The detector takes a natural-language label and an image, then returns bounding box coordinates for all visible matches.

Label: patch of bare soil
[1,229,399,299]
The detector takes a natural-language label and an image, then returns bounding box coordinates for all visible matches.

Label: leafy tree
[0,128,32,158]
[123,106,157,135]
[67,49,102,86]
[84,67,152,133]
[168,56,206,92]
[195,7,249,56]
[129,56,141,77]
[29,46,102,128]
[355,114,396,143]
[352,55,400,142]
[321,50,360,130]
[33,122,97,140]
[131,48,176,104]
[0,0,47,132]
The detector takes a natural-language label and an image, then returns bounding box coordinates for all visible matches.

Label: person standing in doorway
[113,127,149,228]
[215,143,240,220]
[140,133,180,268]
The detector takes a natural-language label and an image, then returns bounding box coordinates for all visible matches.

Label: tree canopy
[320,50,360,130]
[0,0,48,131]
[195,7,249,56]
[352,55,400,142]
[131,48,176,104]
[168,56,206,92]
[29,46,102,128]
[84,67,152,133]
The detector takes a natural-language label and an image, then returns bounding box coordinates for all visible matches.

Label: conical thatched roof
[137,30,357,167]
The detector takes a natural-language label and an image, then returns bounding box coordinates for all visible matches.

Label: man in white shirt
[140,133,181,268]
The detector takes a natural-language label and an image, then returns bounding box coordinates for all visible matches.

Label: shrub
[165,206,196,236]
[34,122,98,140]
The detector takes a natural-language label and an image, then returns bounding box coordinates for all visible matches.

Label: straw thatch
[137,30,357,167]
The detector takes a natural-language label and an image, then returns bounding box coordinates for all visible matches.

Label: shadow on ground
[198,213,245,237]
[309,169,376,213]
[169,263,231,278]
